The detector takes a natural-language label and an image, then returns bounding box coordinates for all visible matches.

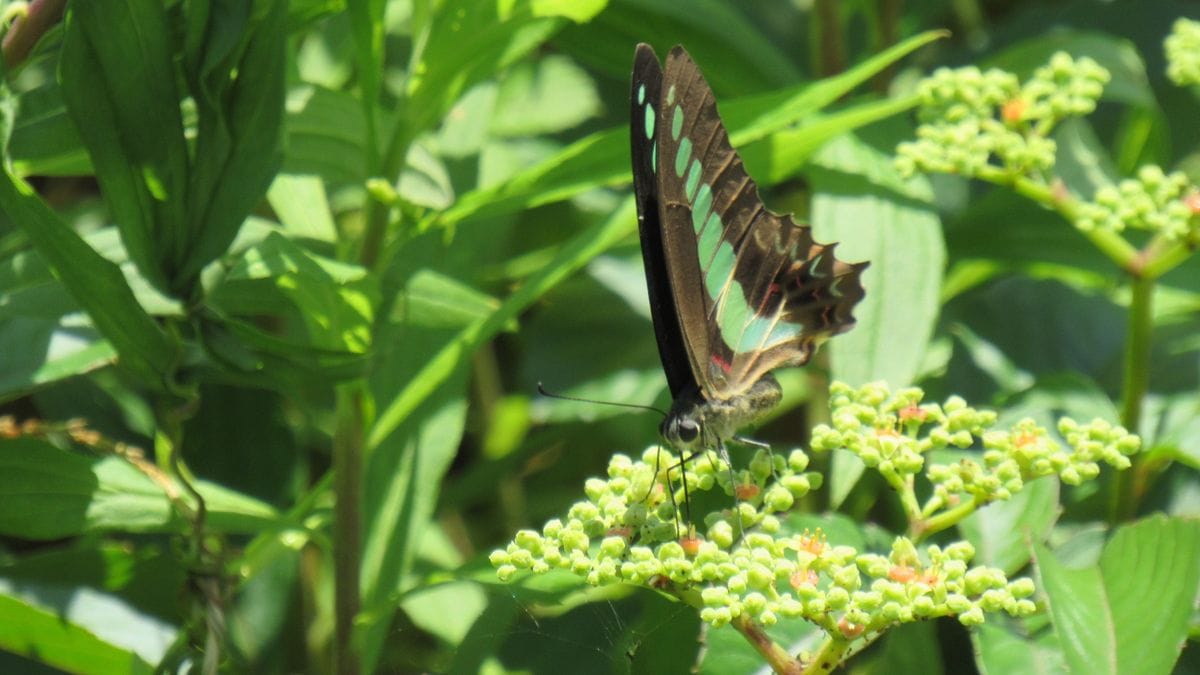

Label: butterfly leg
[733,434,779,482]
[639,444,699,540]
[715,439,747,542]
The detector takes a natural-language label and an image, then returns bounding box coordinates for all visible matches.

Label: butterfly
[630,43,868,458]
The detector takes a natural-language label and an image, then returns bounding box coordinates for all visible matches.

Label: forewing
[656,46,867,399]
[631,43,696,399]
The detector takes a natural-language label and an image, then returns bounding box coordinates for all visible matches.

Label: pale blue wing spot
[672,105,683,141]
[651,144,657,173]
[685,158,701,201]
[638,83,646,105]
[675,138,692,178]
[666,84,676,106]
[705,241,736,304]
[698,212,722,267]
[730,303,804,353]
[644,105,655,141]
[716,278,751,349]
[808,252,826,279]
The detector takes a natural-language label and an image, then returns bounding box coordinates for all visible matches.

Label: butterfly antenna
[536,382,668,418]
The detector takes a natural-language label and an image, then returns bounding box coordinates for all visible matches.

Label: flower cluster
[810,382,1140,524]
[1166,18,1200,87]
[490,444,1037,633]
[1074,165,1198,240]
[895,52,1109,179]
[488,381,1139,636]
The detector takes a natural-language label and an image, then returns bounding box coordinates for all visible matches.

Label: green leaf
[0,437,279,539]
[0,593,155,674]
[974,616,1066,675]
[59,0,189,294]
[178,0,286,290]
[811,133,944,389]
[7,81,90,176]
[1054,118,1120,199]
[490,54,601,137]
[389,268,507,330]
[397,139,455,210]
[0,170,176,389]
[358,333,470,668]
[266,173,338,242]
[214,232,375,354]
[531,0,606,23]
[283,85,368,184]
[1033,515,1200,675]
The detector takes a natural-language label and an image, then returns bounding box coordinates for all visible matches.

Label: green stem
[974,168,1140,270]
[1112,276,1154,522]
[333,384,365,675]
[913,495,983,542]
[731,614,804,674]
[1119,277,1153,433]
[803,636,852,674]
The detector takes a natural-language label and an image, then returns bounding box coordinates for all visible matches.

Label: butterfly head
[659,378,783,452]
[660,409,704,451]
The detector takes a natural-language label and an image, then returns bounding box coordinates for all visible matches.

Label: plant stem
[731,614,803,674]
[333,384,365,675]
[1119,277,1153,433]
[1112,275,1154,521]
[804,636,852,674]
[914,496,982,542]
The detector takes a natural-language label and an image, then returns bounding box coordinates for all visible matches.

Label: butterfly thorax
[660,376,782,451]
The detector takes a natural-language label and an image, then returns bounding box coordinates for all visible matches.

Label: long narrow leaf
[0,169,175,388]
[59,1,188,294]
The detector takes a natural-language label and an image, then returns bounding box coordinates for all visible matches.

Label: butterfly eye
[677,419,701,444]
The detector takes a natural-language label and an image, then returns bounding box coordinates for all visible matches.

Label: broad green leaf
[812,133,944,389]
[722,29,944,147]
[0,437,279,539]
[0,170,175,389]
[531,0,606,23]
[740,95,922,184]
[1034,515,1200,675]
[178,0,286,290]
[283,85,368,184]
[397,139,454,210]
[490,54,601,137]
[875,621,944,674]
[389,268,507,330]
[0,593,154,674]
[60,0,189,294]
[266,173,338,242]
[974,616,1066,675]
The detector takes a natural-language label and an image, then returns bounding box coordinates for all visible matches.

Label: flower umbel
[491,382,1139,649]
